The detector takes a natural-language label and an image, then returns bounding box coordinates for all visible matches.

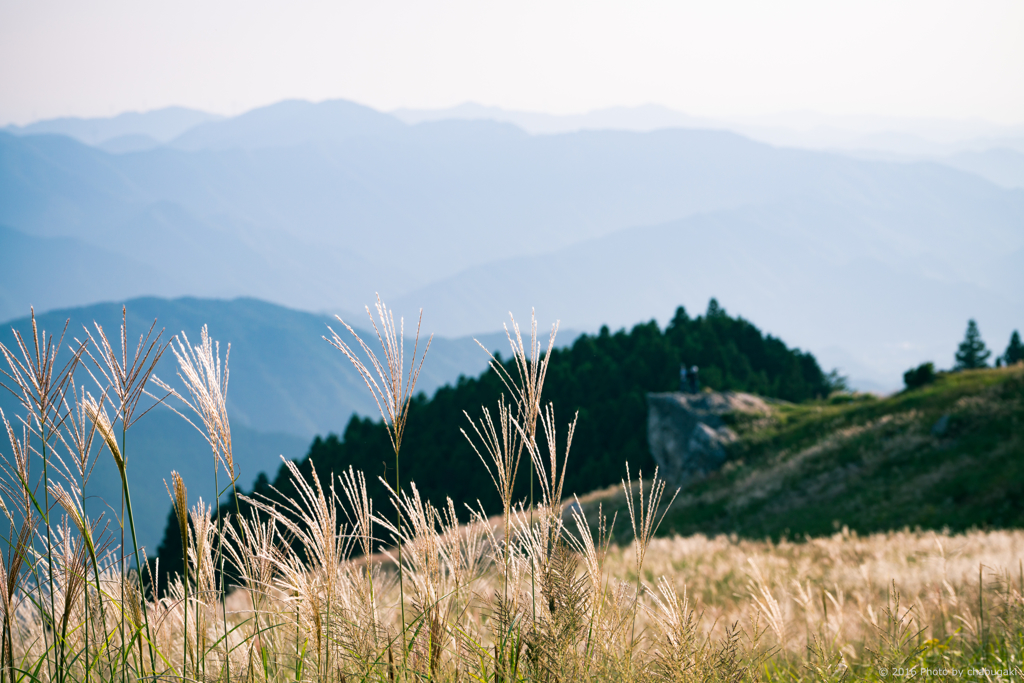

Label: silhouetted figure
[681,364,699,393]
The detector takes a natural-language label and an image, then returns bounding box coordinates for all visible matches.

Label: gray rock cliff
[646,391,769,486]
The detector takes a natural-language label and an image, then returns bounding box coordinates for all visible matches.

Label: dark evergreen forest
[154,299,834,588]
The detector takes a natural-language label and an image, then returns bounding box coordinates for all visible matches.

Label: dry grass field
[1,303,1022,682]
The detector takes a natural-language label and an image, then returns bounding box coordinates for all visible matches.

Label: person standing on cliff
[690,365,700,393]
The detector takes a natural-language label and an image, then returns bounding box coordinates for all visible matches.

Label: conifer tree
[1003,330,1024,365]
[954,319,991,370]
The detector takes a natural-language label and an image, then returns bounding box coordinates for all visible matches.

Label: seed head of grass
[222,514,277,597]
[747,558,787,647]
[566,498,615,604]
[325,294,432,456]
[376,480,445,593]
[479,310,558,443]
[0,516,34,621]
[643,576,699,651]
[622,465,679,580]
[153,325,233,477]
[512,501,563,580]
[277,458,342,571]
[187,498,216,597]
[121,572,146,631]
[54,383,101,483]
[0,408,33,515]
[81,306,167,431]
[165,471,190,554]
[339,465,375,561]
[0,308,84,437]
[83,391,124,475]
[520,403,577,518]
[54,515,90,636]
[462,395,523,532]
[49,481,87,539]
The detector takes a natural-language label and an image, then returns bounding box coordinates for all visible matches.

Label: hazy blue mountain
[0,132,403,317]
[2,98,1023,387]
[392,102,717,134]
[0,225,178,321]
[393,104,1024,156]
[0,296,535,550]
[393,200,1023,391]
[3,106,219,145]
[936,148,1024,189]
[5,116,1021,293]
[169,99,407,151]
[98,134,162,154]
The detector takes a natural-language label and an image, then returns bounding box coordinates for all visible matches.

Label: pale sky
[1,0,1022,126]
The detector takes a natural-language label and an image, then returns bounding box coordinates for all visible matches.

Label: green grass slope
[659,365,1024,539]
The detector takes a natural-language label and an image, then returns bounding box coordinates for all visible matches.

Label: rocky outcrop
[646,391,769,486]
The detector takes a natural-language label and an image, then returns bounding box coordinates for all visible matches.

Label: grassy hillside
[621,365,1024,540]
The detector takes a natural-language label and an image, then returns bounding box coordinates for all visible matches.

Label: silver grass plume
[153,326,233,477]
[0,308,85,443]
[165,471,189,554]
[339,466,374,562]
[623,465,678,581]
[519,403,577,518]
[55,383,101,484]
[81,306,167,431]
[82,392,124,475]
[480,310,558,447]
[462,395,523,538]
[325,294,431,660]
[623,464,680,662]
[324,294,432,456]
[53,517,89,642]
[0,408,32,515]
[49,481,87,539]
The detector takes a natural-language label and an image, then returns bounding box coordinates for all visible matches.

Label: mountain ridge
[3,106,221,145]
[2,101,1022,387]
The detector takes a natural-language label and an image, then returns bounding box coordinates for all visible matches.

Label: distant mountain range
[393,103,1024,158]
[9,102,1024,158]
[2,98,1023,389]
[0,296,525,550]
[3,106,221,147]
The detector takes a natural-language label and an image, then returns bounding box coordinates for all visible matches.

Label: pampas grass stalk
[0,309,85,683]
[66,393,117,683]
[482,311,558,628]
[53,383,102,683]
[325,295,431,665]
[339,465,379,641]
[462,395,522,605]
[84,393,145,679]
[153,324,237,681]
[622,465,678,672]
[0,414,53,683]
[165,471,189,678]
[83,308,167,677]
[0,459,33,683]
